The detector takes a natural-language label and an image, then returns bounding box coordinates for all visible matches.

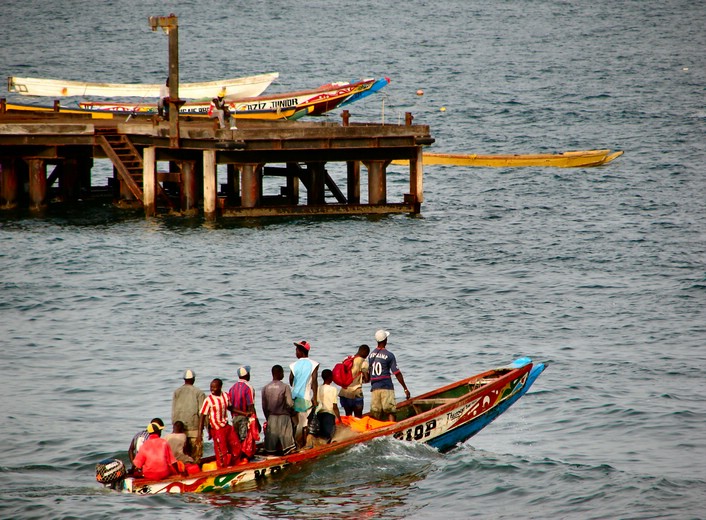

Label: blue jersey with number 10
[368,347,399,390]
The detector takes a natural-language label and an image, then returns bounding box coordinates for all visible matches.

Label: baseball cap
[238,365,251,378]
[375,329,390,342]
[183,369,195,380]
[147,421,164,434]
[294,340,311,351]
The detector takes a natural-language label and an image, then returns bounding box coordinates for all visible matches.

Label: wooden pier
[0,104,433,219]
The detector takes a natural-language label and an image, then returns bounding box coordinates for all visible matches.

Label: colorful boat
[7,72,279,99]
[78,78,390,120]
[392,149,623,168]
[97,357,545,494]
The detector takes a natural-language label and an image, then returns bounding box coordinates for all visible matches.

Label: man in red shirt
[133,420,182,480]
[197,378,242,467]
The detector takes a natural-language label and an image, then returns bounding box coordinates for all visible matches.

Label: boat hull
[78,78,388,120]
[392,149,624,168]
[110,357,545,495]
[7,73,279,99]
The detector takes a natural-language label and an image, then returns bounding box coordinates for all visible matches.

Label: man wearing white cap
[228,366,258,441]
[172,369,206,461]
[368,330,410,422]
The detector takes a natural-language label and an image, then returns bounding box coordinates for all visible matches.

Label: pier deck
[0,104,433,219]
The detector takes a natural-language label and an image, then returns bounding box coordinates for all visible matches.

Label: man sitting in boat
[133,420,184,480]
[209,88,233,129]
[127,417,163,470]
[262,365,297,455]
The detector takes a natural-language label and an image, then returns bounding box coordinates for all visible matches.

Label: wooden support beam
[241,163,261,208]
[226,163,240,205]
[365,160,386,205]
[180,160,197,214]
[203,150,217,220]
[410,146,424,203]
[307,162,326,205]
[0,158,19,209]
[143,146,156,216]
[59,159,79,202]
[286,162,299,205]
[346,160,360,204]
[28,158,47,210]
[324,171,347,204]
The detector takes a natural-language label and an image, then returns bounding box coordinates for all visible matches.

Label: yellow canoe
[393,149,623,168]
[4,102,114,119]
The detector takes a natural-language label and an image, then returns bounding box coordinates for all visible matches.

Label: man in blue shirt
[368,330,410,421]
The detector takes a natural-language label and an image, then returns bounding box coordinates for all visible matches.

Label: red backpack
[332,355,355,388]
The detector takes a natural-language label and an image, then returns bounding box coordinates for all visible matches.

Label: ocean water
[1,0,705,518]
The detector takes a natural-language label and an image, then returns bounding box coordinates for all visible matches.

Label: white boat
[6,72,279,99]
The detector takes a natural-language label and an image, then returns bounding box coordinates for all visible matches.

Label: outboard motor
[96,458,126,487]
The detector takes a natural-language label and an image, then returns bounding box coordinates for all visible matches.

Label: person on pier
[197,378,242,468]
[289,340,319,447]
[209,87,234,129]
[157,77,169,120]
[368,330,411,422]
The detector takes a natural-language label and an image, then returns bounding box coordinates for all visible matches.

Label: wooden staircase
[95,128,175,208]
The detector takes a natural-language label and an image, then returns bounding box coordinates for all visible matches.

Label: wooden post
[410,146,424,203]
[60,159,79,202]
[0,158,19,209]
[149,14,180,148]
[241,163,261,208]
[28,158,47,211]
[226,163,239,204]
[180,160,197,214]
[203,150,217,220]
[366,160,386,205]
[143,146,156,216]
[286,162,299,205]
[346,161,360,204]
[307,162,326,205]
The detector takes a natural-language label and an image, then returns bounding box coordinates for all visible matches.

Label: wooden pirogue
[96,357,546,495]
[393,149,623,168]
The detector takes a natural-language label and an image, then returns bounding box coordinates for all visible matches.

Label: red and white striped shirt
[200,392,231,430]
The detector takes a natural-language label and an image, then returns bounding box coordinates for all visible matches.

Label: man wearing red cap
[289,340,319,447]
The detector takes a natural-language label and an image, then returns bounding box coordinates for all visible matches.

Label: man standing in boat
[368,330,410,422]
[289,340,319,447]
[262,364,297,455]
[338,344,371,418]
[197,378,242,468]
[227,365,258,441]
[172,369,206,461]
